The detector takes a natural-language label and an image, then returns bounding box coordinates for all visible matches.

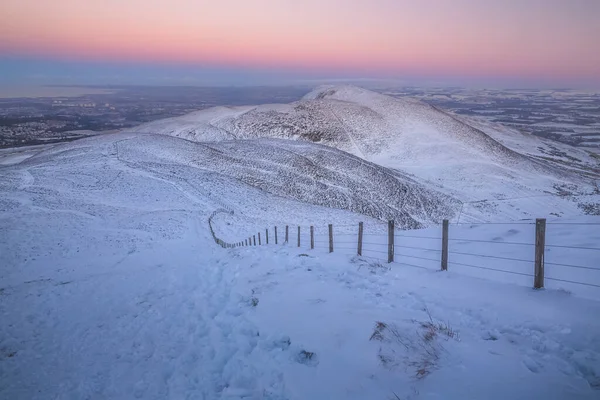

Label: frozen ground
[1,134,599,399]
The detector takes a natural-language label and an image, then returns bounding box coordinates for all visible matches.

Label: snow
[128,85,600,222]
[1,134,599,399]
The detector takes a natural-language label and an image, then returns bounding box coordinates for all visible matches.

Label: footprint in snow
[296,350,319,367]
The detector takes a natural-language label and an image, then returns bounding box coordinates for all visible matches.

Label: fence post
[534,218,546,289]
[266,229,269,245]
[388,220,394,263]
[286,225,289,243]
[258,232,261,245]
[245,239,247,246]
[310,226,314,249]
[358,222,363,256]
[253,235,256,246]
[441,219,449,271]
[328,224,333,253]
[275,227,278,245]
[297,226,301,247]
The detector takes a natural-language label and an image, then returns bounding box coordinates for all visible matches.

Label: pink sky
[1,0,599,83]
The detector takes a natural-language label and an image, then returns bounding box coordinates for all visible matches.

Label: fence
[210,216,600,291]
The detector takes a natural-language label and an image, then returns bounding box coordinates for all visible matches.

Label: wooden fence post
[357,222,363,256]
[275,226,278,244]
[266,229,269,245]
[328,224,333,253]
[310,226,314,249]
[253,235,256,246]
[388,220,394,263]
[441,219,449,271]
[534,218,546,289]
[258,232,261,245]
[286,225,289,243]
[297,226,301,247]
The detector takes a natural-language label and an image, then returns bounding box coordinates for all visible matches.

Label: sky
[1,0,599,88]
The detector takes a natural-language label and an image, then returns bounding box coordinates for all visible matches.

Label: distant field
[380,87,600,148]
[0,85,116,98]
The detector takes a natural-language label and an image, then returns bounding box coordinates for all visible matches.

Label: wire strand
[355,254,387,263]
[394,244,442,252]
[448,238,533,246]
[544,261,600,271]
[545,244,600,251]
[448,261,533,277]
[452,222,534,225]
[545,277,600,288]
[396,261,431,270]
[448,250,532,264]
[395,235,442,240]
[363,249,389,255]
[546,223,600,226]
[335,246,358,252]
[396,254,440,263]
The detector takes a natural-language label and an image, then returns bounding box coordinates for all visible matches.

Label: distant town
[1,85,598,149]
[0,85,310,148]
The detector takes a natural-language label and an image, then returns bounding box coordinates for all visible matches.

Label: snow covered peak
[126,86,600,221]
[303,84,378,100]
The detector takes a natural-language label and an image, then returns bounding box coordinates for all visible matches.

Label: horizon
[1,0,600,89]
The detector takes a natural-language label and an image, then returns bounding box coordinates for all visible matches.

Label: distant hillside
[116,134,461,228]
[129,85,600,221]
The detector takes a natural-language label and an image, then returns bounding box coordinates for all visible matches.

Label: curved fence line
[208,208,236,248]
[213,216,599,291]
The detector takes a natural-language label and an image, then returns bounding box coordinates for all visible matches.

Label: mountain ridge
[127,85,600,220]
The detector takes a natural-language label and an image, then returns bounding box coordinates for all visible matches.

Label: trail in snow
[1,134,599,399]
[328,106,369,161]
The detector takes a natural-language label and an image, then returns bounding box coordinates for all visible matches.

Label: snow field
[1,133,599,399]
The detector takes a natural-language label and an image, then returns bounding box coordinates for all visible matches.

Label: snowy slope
[130,85,600,221]
[1,134,599,399]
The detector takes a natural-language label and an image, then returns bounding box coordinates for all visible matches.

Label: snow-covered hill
[130,85,600,221]
[1,134,599,399]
